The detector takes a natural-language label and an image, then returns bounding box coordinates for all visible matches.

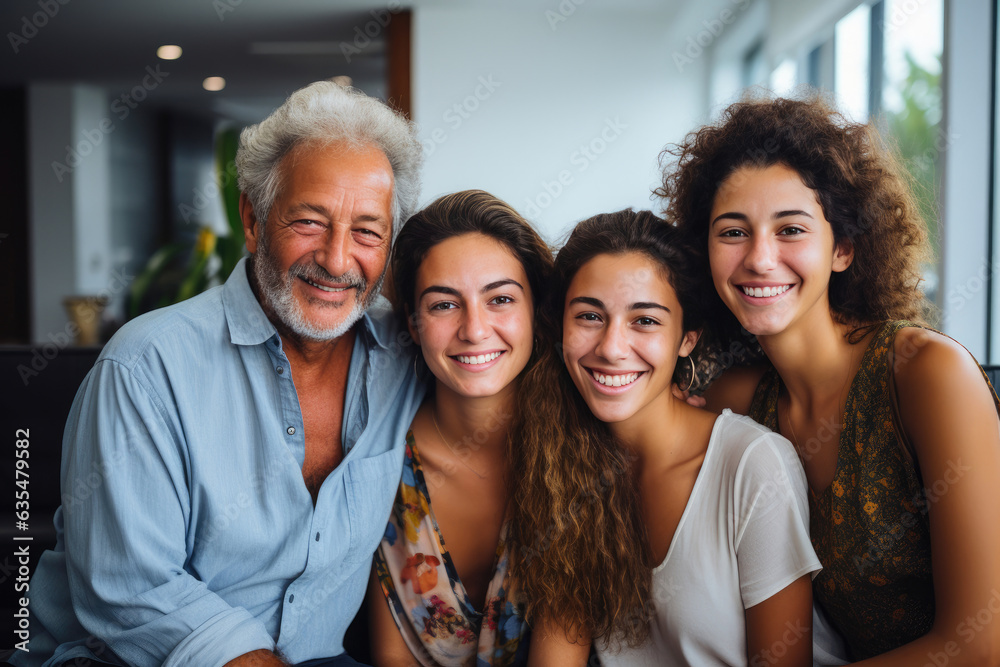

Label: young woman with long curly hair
[661,96,1000,663]
[508,209,821,666]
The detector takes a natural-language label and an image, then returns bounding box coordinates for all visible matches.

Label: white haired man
[12,82,425,667]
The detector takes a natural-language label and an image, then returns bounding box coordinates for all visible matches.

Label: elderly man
[13,82,425,667]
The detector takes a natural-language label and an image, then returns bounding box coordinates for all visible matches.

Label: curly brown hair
[657,94,933,345]
[507,209,709,648]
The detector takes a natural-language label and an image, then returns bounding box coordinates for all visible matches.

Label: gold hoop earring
[679,355,698,393]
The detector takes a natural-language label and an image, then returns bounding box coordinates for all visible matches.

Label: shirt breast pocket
[344,447,404,567]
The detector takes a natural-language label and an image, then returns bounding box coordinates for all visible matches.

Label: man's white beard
[251,232,384,341]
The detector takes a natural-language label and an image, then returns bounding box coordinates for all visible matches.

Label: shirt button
[287,426,296,436]
[276,366,284,375]
[315,532,320,541]
[289,594,294,603]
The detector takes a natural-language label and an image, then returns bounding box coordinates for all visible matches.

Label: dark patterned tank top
[748,320,999,659]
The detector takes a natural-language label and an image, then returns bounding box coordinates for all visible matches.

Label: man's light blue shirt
[13,258,424,667]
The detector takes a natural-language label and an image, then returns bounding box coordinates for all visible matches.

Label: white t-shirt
[597,409,822,667]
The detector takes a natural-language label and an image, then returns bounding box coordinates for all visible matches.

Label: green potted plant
[129,126,245,318]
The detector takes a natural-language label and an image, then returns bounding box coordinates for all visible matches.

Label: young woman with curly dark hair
[509,209,820,666]
[661,96,1000,664]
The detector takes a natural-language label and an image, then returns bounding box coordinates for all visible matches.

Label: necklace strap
[431,406,487,480]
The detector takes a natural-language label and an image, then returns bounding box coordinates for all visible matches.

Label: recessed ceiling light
[203,77,226,92]
[157,45,182,60]
[330,76,352,87]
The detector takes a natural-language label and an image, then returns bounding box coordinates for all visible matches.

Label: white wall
[28,85,76,345]
[765,0,860,62]
[706,0,770,112]
[29,84,114,344]
[412,5,709,242]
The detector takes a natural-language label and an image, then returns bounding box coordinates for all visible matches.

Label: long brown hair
[658,94,933,349]
[508,209,708,647]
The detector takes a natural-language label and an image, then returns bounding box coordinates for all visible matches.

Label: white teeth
[305,278,346,293]
[457,351,502,365]
[742,285,790,298]
[594,372,639,387]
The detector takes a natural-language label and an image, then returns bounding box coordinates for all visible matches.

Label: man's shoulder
[100,286,228,371]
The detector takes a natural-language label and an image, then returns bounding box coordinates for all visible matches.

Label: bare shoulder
[891,327,989,391]
[892,327,999,462]
[703,364,771,416]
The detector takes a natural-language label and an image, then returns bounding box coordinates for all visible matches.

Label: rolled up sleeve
[61,359,275,667]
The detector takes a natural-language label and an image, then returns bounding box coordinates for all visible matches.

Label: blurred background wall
[0,0,996,359]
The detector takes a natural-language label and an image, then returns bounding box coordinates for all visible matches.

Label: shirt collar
[223,257,278,346]
[222,256,394,350]
[357,298,396,350]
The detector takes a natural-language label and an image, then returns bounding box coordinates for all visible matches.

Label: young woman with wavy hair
[508,209,820,666]
[661,96,1000,663]
[366,190,551,666]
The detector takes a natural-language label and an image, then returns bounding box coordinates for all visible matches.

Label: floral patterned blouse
[373,431,528,667]
[748,320,1000,659]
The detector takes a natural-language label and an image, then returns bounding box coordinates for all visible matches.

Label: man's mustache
[289,261,367,291]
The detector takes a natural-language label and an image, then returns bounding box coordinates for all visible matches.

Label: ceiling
[0,0,406,122]
[0,0,681,124]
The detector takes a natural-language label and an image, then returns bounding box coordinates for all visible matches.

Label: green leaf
[177,252,213,303]
[215,126,246,246]
[129,243,185,319]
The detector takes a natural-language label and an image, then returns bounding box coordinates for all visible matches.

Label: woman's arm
[526,616,591,667]
[745,575,814,666]
[853,329,1000,666]
[367,570,423,667]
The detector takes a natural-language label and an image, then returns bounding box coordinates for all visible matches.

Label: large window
[834,3,873,122]
[830,0,944,303]
[879,0,944,303]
